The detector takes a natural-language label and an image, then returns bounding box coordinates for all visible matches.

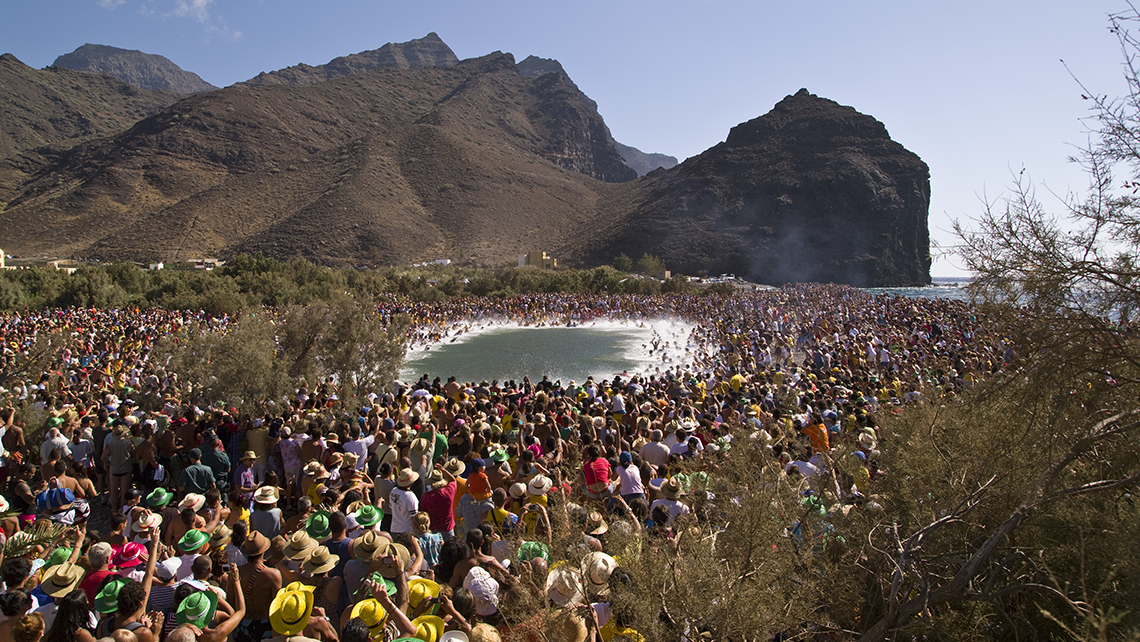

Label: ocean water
[400,318,696,384]
[862,276,971,302]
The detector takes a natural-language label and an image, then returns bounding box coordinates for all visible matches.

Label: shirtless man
[236,531,282,642]
[136,425,160,493]
[52,460,87,498]
[299,427,324,469]
[40,447,64,485]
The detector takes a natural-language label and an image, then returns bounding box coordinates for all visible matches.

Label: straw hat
[661,477,686,500]
[470,623,503,642]
[349,598,388,637]
[341,452,360,470]
[270,582,315,636]
[209,524,233,548]
[527,475,552,496]
[40,561,83,598]
[285,530,318,561]
[407,577,441,611]
[581,552,618,592]
[177,529,209,553]
[353,530,389,562]
[545,565,586,607]
[176,590,219,628]
[302,545,339,575]
[178,493,206,512]
[396,467,420,488]
[440,631,471,642]
[411,614,446,642]
[377,542,410,579]
[508,482,527,499]
[240,450,257,462]
[306,511,333,540]
[585,511,608,536]
[253,486,279,505]
[427,469,448,490]
[443,458,466,477]
[132,511,162,533]
[327,452,344,469]
[302,461,324,477]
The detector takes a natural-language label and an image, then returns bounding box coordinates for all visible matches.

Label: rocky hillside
[246,33,459,86]
[0,37,931,286]
[588,89,931,286]
[614,141,679,177]
[53,44,217,94]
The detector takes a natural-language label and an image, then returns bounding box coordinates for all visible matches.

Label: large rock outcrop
[246,33,459,86]
[588,89,931,286]
[53,44,217,94]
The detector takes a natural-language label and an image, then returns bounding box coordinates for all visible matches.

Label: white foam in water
[402,316,699,382]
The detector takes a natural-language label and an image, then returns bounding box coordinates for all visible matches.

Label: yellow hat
[269,582,314,635]
[411,614,446,642]
[406,577,441,612]
[350,598,388,636]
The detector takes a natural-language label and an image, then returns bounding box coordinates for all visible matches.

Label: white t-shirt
[648,498,689,526]
[616,464,644,496]
[389,486,419,533]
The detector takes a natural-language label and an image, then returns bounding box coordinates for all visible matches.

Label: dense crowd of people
[0,284,1006,641]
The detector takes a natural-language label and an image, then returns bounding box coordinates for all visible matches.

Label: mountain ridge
[53,43,217,94]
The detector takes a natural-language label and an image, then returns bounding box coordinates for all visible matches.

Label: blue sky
[1,0,1130,276]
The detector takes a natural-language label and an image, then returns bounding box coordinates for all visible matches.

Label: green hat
[306,511,332,540]
[46,547,72,568]
[367,571,397,596]
[147,488,172,508]
[47,416,64,428]
[517,541,551,563]
[177,529,209,553]
[351,505,381,527]
[94,577,130,613]
[488,449,509,463]
[176,589,219,628]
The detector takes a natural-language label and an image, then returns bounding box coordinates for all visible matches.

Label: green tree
[636,253,665,276]
[612,253,633,272]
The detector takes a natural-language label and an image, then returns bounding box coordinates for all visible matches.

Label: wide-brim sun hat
[488,449,509,463]
[545,565,586,607]
[285,530,318,561]
[351,504,382,527]
[306,511,333,540]
[439,631,470,642]
[353,530,390,562]
[132,511,162,532]
[377,542,411,579]
[209,524,233,548]
[147,488,172,508]
[241,450,257,462]
[508,482,527,499]
[396,468,420,488]
[178,493,206,512]
[177,529,209,553]
[407,577,441,611]
[94,577,130,613]
[517,541,551,564]
[350,598,388,636]
[443,458,466,477]
[40,561,83,598]
[254,486,279,505]
[527,475,552,496]
[270,582,315,636]
[585,511,608,536]
[302,545,339,575]
[661,477,686,500]
[581,551,619,591]
[242,531,271,557]
[411,614,446,642]
[176,589,219,628]
[113,542,147,568]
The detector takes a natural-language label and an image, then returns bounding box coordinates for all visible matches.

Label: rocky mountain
[0,53,178,200]
[614,141,679,177]
[0,37,931,286]
[587,89,930,286]
[246,33,459,87]
[53,44,217,94]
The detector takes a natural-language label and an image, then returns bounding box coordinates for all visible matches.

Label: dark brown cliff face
[590,89,931,286]
[246,33,460,87]
[53,44,217,94]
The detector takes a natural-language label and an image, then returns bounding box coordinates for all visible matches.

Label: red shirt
[421,482,457,532]
[583,457,611,487]
[79,569,118,604]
